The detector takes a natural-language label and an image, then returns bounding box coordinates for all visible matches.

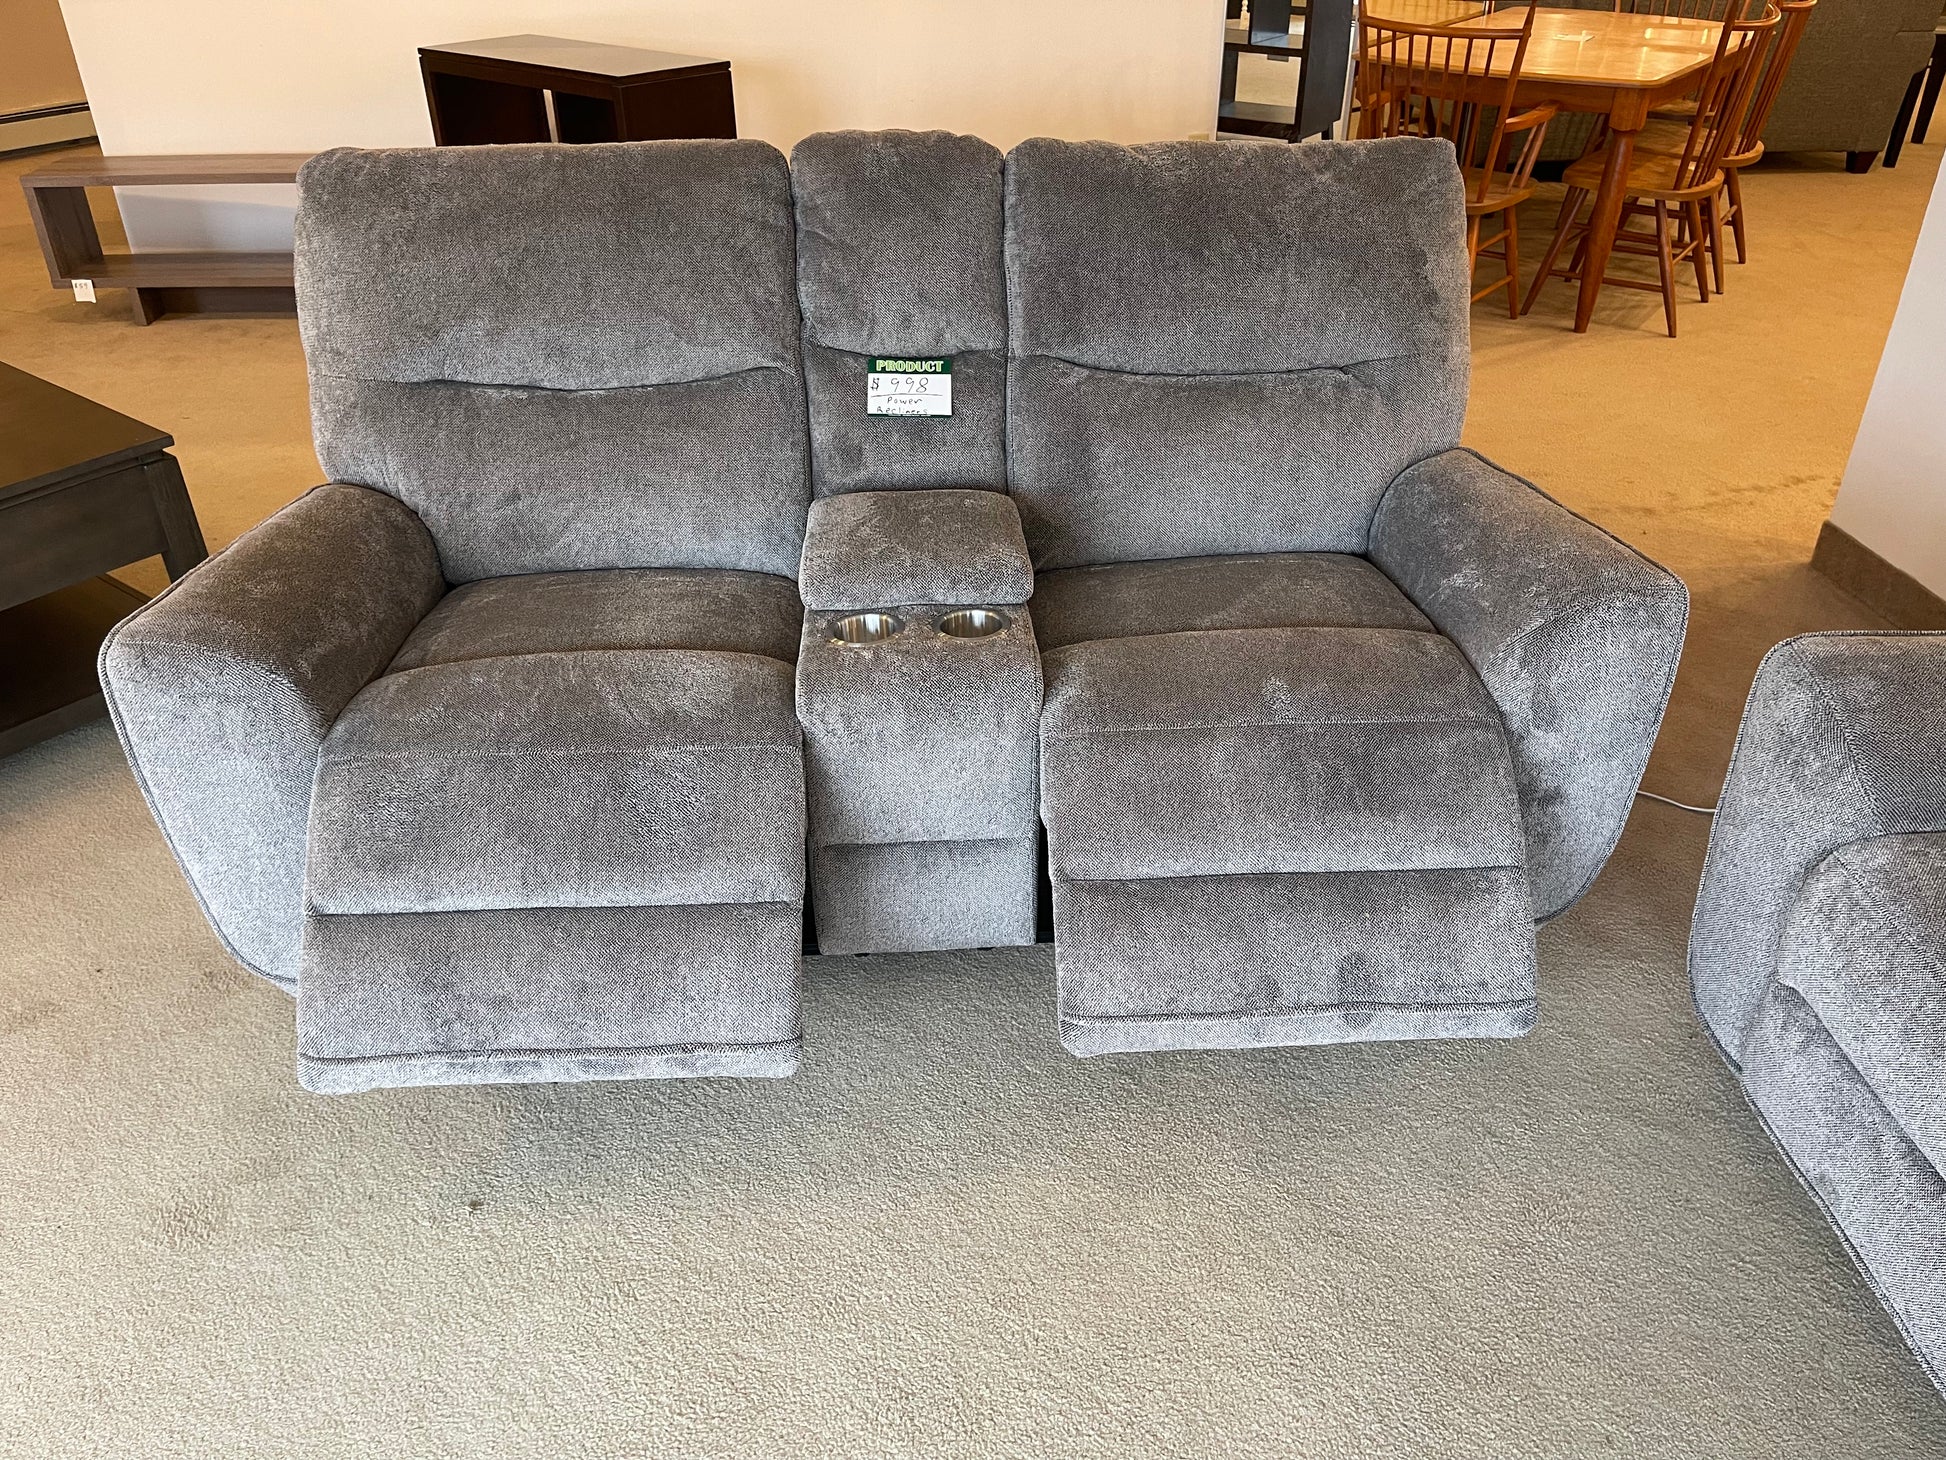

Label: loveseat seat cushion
[1040,626,1525,882]
[1774,831,1946,1176]
[388,568,802,673]
[307,648,804,916]
[1029,552,1431,651]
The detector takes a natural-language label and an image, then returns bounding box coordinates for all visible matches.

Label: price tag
[72,279,96,303]
[867,357,952,417]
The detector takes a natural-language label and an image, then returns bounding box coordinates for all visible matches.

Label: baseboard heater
[0,101,95,157]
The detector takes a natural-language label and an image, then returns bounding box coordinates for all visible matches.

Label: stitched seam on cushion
[1015,350,1427,381]
[374,646,796,688]
[298,1038,800,1065]
[1750,984,1946,1215]
[1043,713,1503,741]
[1790,844,1946,1148]
[1793,644,1893,832]
[309,363,794,392]
[1480,588,1641,679]
[1065,996,1535,1024]
[322,743,800,762]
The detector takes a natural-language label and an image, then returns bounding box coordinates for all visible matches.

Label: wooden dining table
[1391,4,1741,332]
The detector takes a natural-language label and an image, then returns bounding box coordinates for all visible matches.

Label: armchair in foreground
[1691,631,1946,1393]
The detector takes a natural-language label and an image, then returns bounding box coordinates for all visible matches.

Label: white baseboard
[0,104,96,157]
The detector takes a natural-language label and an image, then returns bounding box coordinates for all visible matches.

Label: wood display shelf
[19,153,313,325]
[419,35,736,145]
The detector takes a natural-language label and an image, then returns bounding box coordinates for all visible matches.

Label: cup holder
[936,608,1010,639]
[831,611,904,645]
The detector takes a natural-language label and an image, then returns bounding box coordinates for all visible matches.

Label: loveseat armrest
[797,487,1032,610]
[1689,631,1946,1062]
[1369,448,1689,920]
[100,484,443,986]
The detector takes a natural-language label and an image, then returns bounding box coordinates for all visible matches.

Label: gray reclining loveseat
[1691,631,1946,1391]
[102,130,1689,1091]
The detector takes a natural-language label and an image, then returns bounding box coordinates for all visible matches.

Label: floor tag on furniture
[867,356,952,416]
[71,279,95,303]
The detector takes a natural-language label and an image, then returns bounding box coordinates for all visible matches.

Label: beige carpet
[3,136,1944,1456]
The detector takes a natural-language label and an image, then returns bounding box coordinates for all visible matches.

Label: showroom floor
[2,139,1944,1456]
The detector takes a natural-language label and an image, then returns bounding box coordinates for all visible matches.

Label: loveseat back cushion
[791,130,1008,496]
[296,141,809,582]
[1003,136,1470,570]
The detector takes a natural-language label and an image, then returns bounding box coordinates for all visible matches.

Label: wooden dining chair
[1522,3,1779,335]
[1355,6,1556,317]
[1648,0,1817,289]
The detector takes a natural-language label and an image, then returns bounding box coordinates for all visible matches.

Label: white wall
[57,0,1227,251]
[1830,159,1946,597]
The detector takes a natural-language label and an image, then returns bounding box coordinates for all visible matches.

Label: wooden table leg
[1575,125,1635,333]
[141,454,208,579]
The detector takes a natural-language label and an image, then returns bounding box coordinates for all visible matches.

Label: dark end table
[418,35,736,146]
[0,362,207,756]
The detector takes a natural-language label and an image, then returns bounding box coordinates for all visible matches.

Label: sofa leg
[1886,69,1925,168]
[1917,36,1946,143]
[1845,150,1878,175]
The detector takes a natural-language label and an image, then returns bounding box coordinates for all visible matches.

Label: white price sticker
[867,357,952,417]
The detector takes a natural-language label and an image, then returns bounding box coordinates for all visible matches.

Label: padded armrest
[100,484,443,986]
[797,488,1032,610]
[1369,448,1689,921]
[1690,631,1946,1061]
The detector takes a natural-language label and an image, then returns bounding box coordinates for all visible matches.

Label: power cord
[1636,790,1718,816]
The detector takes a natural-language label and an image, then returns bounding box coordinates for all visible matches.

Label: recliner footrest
[1054,869,1537,1056]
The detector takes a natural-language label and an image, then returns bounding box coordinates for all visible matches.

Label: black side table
[0,362,207,756]
[419,35,736,145]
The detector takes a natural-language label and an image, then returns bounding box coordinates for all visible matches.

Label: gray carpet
[3,718,1944,1458]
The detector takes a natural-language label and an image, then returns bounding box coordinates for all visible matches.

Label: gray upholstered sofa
[102,130,1689,1091]
[1691,631,1946,1392]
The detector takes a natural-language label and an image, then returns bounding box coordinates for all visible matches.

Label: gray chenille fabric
[388,568,803,673]
[1691,632,1946,1057]
[1030,552,1432,651]
[808,838,1039,957]
[297,142,810,582]
[1003,136,1469,571]
[1689,632,1946,1395]
[1041,628,1526,884]
[1007,135,1677,1054]
[306,649,804,917]
[104,140,819,1094]
[99,484,443,987]
[789,131,1038,954]
[797,605,1041,845]
[797,488,1033,610]
[791,130,1007,496]
[1370,448,1688,921]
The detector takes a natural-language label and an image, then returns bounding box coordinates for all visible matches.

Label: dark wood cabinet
[419,35,736,146]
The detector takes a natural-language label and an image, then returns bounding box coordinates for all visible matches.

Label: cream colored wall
[1830,159,1946,597]
[56,0,1227,249]
[2,0,86,114]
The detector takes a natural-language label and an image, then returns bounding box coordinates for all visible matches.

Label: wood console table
[419,35,736,144]
[20,153,311,325]
[0,363,207,756]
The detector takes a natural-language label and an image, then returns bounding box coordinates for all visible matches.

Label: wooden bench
[20,153,312,325]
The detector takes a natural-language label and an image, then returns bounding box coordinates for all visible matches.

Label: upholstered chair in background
[101,142,814,1093]
[1004,138,1689,1057]
[1691,631,1946,1393]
